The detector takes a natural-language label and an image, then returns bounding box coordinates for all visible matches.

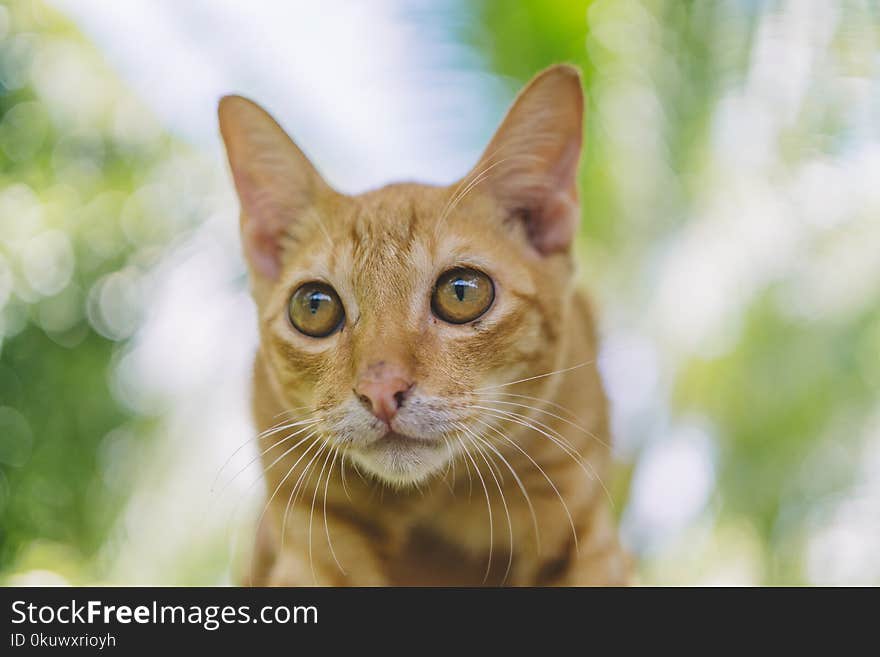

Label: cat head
[219,65,585,486]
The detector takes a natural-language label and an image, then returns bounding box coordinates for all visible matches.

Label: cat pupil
[454,281,466,301]
[309,294,321,314]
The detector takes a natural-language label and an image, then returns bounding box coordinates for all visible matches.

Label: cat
[218,64,630,585]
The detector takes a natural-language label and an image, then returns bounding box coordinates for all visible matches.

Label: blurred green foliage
[469,0,880,584]
[0,0,175,579]
[0,0,877,585]
[676,294,880,582]
[465,0,743,246]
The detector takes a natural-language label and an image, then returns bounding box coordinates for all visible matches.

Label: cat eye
[432,267,495,324]
[288,282,345,337]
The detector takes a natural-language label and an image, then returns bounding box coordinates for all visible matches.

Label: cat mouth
[376,430,434,447]
[360,430,439,455]
[351,429,448,484]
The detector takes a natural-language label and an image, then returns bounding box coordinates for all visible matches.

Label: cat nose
[355,368,413,424]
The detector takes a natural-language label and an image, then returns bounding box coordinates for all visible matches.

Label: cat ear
[218,95,331,279]
[472,64,584,254]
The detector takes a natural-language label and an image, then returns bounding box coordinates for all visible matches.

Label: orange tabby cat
[219,64,629,586]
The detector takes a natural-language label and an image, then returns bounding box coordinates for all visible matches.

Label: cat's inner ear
[218,96,331,279]
[470,64,584,254]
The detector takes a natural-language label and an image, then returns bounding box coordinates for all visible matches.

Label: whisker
[249,432,322,584]
[267,404,315,421]
[308,445,336,585]
[434,149,546,233]
[455,433,493,584]
[301,206,334,250]
[473,397,610,450]
[211,414,319,491]
[354,463,369,486]
[454,430,474,499]
[476,360,595,391]
[323,446,347,575]
[477,391,584,422]
[215,421,321,497]
[265,439,330,584]
[339,453,352,502]
[474,436,506,485]
[464,420,541,556]
[215,419,313,586]
[447,438,457,485]
[257,413,320,440]
[279,438,327,551]
[470,404,577,452]
[213,426,322,546]
[475,406,615,511]
[434,146,509,227]
[476,405,583,464]
[294,440,330,507]
[439,438,456,496]
[459,423,514,584]
[436,136,550,223]
[472,415,579,552]
[436,157,511,226]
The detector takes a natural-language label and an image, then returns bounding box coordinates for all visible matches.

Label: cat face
[220,65,584,485]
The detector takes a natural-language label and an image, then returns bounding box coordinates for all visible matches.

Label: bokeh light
[1,0,878,585]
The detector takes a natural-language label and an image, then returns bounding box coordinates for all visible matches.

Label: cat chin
[349,443,448,487]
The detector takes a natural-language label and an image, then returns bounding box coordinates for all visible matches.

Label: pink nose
[355,369,412,424]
